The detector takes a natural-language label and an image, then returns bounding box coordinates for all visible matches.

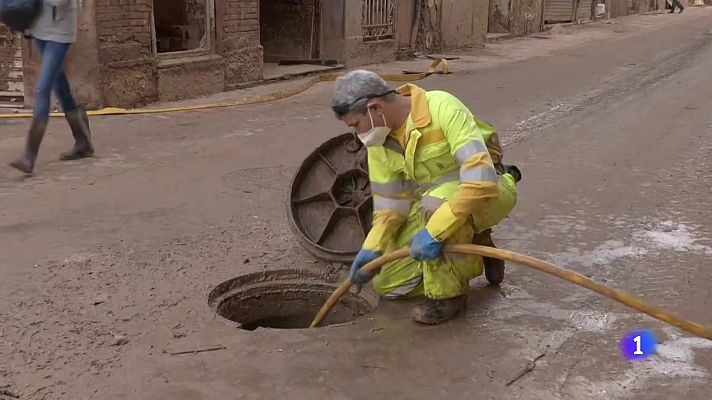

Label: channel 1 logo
[620,329,657,361]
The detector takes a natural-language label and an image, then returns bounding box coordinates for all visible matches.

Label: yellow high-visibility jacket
[363,84,506,252]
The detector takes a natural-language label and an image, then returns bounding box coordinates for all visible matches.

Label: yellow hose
[0,59,450,119]
[310,244,712,340]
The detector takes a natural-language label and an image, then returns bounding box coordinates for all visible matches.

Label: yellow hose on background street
[310,244,712,341]
[0,59,450,119]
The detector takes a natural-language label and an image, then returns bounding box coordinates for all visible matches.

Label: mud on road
[1,8,712,400]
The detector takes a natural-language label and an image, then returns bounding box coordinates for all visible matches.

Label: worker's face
[343,101,387,135]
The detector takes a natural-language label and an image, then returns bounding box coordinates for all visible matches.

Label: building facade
[18,0,416,108]
[0,0,671,109]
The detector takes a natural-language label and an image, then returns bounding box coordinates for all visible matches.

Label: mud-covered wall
[472,0,490,43]
[342,0,397,66]
[319,0,345,61]
[416,0,443,51]
[419,0,543,51]
[396,0,414,49]
[638,0,650,12]
[610,0,639,17]
[441,0,487,49]
[71,0,104,108]
[417,0,489,53]
[511,0,543,36]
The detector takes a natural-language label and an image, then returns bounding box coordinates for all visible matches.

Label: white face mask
[357,107,390,147]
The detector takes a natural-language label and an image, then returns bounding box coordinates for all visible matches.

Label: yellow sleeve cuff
[425,202,467,241]
[362,212,408,252]
[362,224,391,252]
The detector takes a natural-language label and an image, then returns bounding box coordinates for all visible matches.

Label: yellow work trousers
[372,173,517,300]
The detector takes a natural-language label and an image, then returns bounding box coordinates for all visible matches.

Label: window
[362,0,395,42]
[152,0,210,54]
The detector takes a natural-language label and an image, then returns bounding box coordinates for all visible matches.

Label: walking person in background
[10,0,94,175]
[669,0,685,13]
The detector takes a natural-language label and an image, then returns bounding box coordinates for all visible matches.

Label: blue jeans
[33,39,78,120]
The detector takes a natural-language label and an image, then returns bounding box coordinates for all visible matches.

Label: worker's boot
[60,107,94,161]
[473,229,505,286]
[9,118,48,174]
[411,295,467,325]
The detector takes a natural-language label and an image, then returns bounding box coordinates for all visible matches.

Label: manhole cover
[287,133,372,263]
[208,269,378,330]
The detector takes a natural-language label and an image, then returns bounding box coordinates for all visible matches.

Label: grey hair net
[331,70,395,119]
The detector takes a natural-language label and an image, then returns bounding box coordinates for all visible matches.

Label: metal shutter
[544,0,575,23]
[576,0,594,21]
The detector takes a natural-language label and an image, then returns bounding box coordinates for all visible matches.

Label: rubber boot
[9,118,48,174]
[60,107,94,161]
[505,164,522,183]
[473,229,505,286]
[412,295,467,325]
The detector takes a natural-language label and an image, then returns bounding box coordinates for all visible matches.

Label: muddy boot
[411,295,467,325]
[9,119,48,174]
[60,107,94,161]
[473,229,505,286]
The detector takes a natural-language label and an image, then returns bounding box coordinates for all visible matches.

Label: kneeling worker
[331,70,519,325]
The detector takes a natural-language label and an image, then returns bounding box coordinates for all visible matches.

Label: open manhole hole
[208,269,378,330]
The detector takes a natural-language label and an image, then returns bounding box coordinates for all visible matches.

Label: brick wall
[222,0,259,48]
[95,0,157,106]
[92,0,153,106]
[219,0,262,87]
[0,26,22,93]
[96,0,153,63]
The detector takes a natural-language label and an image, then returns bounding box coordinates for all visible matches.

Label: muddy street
[1,9,712,400]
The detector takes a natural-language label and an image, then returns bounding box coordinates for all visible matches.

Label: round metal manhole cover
[208,269,378,330]
[286,133,372,262]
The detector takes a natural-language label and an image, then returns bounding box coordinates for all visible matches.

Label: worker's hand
[410,228,444,261]
[349,249,382,292]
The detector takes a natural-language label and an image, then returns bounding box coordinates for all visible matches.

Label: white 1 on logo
[633,335,644,355]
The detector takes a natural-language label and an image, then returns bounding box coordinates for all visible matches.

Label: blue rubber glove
[349,249,382,292]
[410,228,444,261]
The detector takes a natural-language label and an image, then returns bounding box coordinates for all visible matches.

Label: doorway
[260,0,336,80]
[488,0,512,34]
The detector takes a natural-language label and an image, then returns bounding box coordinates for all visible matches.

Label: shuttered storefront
[576,0,594,21]
[544,0,575,24]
